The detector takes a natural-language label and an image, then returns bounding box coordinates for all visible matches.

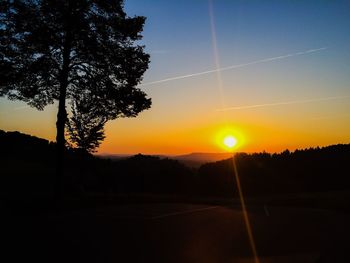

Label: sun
[215,127,244,152]
[223,135,237,149]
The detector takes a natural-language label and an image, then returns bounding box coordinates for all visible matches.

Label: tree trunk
[55,50,70,202]
[54,3,72,202]
[55,84,67,202]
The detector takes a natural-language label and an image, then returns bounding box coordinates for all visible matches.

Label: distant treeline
[1,130,350,199]
[199,147,350,196]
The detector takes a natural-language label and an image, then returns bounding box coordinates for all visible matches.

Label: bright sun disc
[223,135,237,149]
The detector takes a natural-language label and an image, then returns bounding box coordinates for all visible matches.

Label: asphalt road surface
[3,203,350,262]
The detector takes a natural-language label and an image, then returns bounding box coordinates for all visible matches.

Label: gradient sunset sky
[1,0,350,155]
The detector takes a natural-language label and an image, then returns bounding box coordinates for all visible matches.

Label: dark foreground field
[2,196,350,263]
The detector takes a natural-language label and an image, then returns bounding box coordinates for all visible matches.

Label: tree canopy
[0,0,151,141]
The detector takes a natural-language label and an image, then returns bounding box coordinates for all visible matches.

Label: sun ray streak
[208,0,226,109]
[208,1,260,262]
[232,155,260,263]
[140,47,328,87]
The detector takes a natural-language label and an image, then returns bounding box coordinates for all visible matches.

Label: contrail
[216,95,350,111]
[140,47,328,87]
[13,105,30,111]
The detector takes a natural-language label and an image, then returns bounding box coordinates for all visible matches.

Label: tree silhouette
[66,91,107,154]
[0,0,151,197]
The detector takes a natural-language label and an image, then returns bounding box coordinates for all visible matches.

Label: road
[3,203,350,262]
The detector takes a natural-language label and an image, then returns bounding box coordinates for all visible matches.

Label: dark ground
[2,200,350,263]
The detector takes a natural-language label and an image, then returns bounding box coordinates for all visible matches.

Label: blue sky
[125,0,350,76]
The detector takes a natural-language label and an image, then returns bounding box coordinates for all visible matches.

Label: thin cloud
[311,112,350,121]
[216,95,350,111]
[140,47,328,87]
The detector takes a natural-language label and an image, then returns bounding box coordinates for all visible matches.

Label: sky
[1,0,350,155]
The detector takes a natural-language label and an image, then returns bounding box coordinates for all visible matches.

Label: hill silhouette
[199,146,350,196]
[1,130,350,204]
[0,130,56,158]
[171,152,234,168]
[98,152,233,168]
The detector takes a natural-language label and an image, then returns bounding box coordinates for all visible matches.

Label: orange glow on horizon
[4,100,348,156]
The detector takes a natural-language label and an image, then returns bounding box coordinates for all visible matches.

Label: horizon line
[96,142,348,157]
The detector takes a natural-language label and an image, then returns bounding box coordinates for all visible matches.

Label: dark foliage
[1,130,350,200]
[199,147,350,196]
[66,93,107,153]
[108,154,195,195]
[197,159,234,197]
[0,0,150,114]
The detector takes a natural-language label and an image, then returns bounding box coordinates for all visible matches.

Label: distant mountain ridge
[98,152,233,167]
[171,152,234,168]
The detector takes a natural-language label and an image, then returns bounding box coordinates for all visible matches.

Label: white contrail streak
[216,95,350,111]
[13,105,30,111]
[140,47,328,87]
